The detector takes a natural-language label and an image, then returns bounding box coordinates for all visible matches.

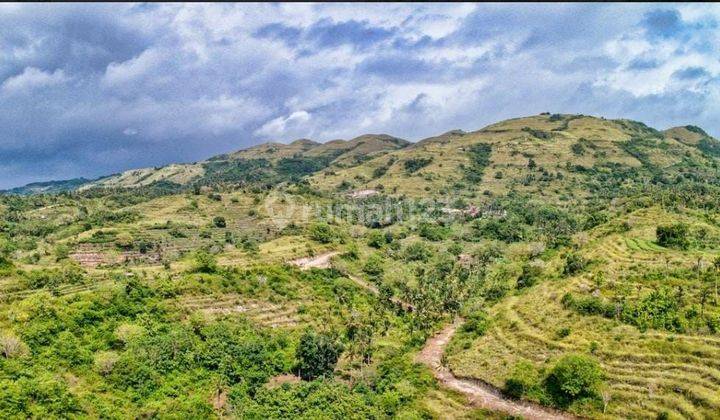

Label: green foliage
[308,222,342,244]
[418,221,450,241]
[403,157,433,174]
[656,223,690,249]
[472,217,526,242]
[546,354,603,405]
[366,230,388,248]
[213,216,227,228]
[464,143,492,182]
[363,253,384,278]
[563,252,587,276]
[505,360,542,399]
[571,142,586,156]
[522,127,551,140]
[403,242,432,262]
[697,138,720,158]
[460,312,490,338]
[517,262,543,289]
[295,331,343,381]
[191,251,218,273]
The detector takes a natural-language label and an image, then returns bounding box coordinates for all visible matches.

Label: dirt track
[288,251,340,270]
[416,320,575,420]
[289,251,573,419]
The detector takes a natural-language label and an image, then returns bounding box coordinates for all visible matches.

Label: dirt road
[416,320,575,420]
[289,251,573,419]
[288,251,340,270]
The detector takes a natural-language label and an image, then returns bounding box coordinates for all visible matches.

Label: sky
[2,3,720,189]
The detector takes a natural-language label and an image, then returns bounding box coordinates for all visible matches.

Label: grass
[446,206,720,418]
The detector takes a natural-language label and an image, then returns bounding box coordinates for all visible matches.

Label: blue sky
[1,3,720,189]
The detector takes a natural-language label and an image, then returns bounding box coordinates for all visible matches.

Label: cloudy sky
[2,3,719,189]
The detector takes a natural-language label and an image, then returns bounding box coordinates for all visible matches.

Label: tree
[656,223,690,250]
[546,354,603,404]
[0,237,13,268]
[363,253,384,279]
[366,230,387,248]
[308,222,340,244]
[192,251,218,273]
[295,331,343,380]
[403,242,432,262]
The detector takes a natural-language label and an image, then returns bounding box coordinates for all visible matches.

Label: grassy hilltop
[2,113,720,418]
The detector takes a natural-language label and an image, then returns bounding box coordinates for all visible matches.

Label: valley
[3,113,720,418]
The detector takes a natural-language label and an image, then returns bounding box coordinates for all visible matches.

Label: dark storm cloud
[1,3,720,189]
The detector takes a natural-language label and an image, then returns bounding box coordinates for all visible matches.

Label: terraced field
[177,294,303,329]
[447,206,720,419]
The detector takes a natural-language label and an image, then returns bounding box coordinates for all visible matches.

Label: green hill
[3,113,720,418]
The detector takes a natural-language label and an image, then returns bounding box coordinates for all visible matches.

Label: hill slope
[312,114,720,200]
[78,134,408,191]
[3,113,720,418]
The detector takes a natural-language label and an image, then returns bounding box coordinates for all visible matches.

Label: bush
[460,312,490,338]
[472,218,526,242]
[563,252,587,276]
[192,251,218,273]
[213,216,227,228]
[403,157,433,173]
[546,354,603,404]
[363,254,384,278]
[517,262,543,289]
[418,222,449,241]
[656,223,689,250]
[295,331,343,380]
[308,222,341,244]
[115,232,134,249]
[367,230,387,248]
[403,242,432,262]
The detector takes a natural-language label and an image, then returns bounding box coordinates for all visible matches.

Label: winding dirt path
[289,251,340,270]
[416,320,575,420]
[289,251,573,419]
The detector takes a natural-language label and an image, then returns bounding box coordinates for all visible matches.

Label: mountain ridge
[3,113,719,195]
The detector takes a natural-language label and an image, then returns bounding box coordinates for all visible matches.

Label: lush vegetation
[5,114,720,418]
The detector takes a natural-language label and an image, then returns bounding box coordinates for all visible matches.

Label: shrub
[192,251,218,273]
[563,252,587,276]
[418,222,449,241]
[295,331,343,380]
[472,218,526,242]
[461,312,490,337]
[0,332,29,359]
[465,143,492,182]
[308,222,341,244]
[213,216,227,228]
[517,262,543,289]
[403,157,433,173]
[546,354,603,404]
[403,242,432,262]
[367,230,387,248]
[363,254,384,278]
[115,232,134,249]
[656,223,689,250]
[94,351,120,376]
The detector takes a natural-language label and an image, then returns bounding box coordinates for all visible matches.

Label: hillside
[77,134,408,192]
[312,114,720,200]
[3,113,720,418]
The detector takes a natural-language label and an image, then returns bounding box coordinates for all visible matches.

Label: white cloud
[102,48,163,87]
[1,67,69,93]
[255,111,312,139]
